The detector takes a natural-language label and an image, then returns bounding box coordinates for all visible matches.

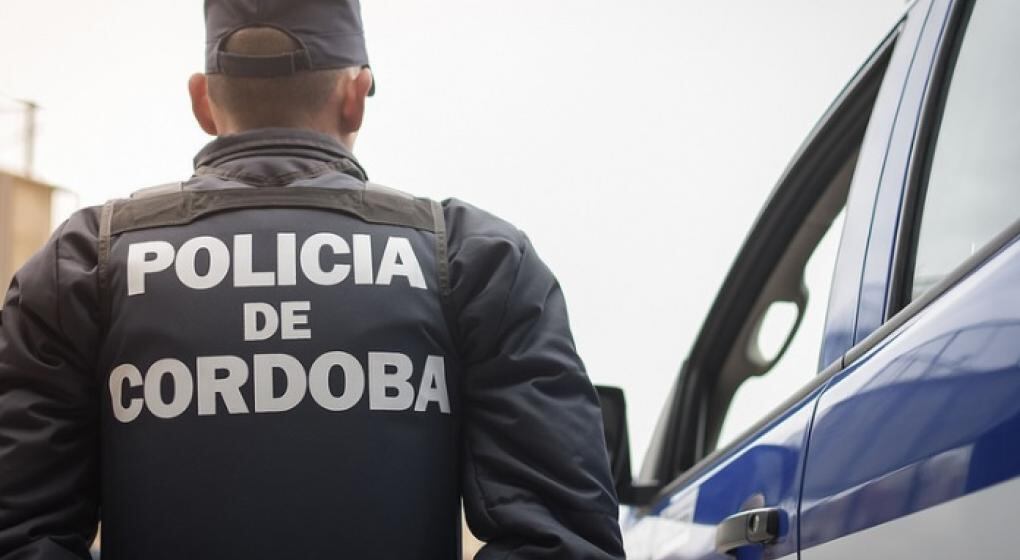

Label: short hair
[207,27,344,129]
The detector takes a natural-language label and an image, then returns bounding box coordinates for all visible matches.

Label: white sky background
[0,1,905,468]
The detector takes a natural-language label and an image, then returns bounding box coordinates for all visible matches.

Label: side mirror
[595,385,661,506]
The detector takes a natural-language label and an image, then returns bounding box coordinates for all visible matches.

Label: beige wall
[0,172,53,295]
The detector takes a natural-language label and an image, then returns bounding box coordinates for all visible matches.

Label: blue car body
[616,0,1020,557]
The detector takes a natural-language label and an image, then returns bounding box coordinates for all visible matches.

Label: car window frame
[890,0,1019,317]
[639,29,903,493]
[850,0,1020,367]
[890,0,972,315]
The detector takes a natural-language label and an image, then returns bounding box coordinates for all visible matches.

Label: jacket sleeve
[0,210,102,560]
[445,200,624,559]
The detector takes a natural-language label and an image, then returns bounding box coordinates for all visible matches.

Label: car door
[619,8,923,557]
[799,0,1020,557]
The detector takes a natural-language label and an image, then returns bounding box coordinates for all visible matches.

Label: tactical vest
[94,181,462,559]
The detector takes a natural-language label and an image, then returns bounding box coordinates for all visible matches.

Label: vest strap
[107,185,437,236]
[430,198,460,352]
[97,198,116,329]
[130,181,184,199]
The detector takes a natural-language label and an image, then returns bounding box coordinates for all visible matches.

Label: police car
[597,0,1020,557]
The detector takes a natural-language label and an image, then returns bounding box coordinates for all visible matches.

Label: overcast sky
[0,1,906,466]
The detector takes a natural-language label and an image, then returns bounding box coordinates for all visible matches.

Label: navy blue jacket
[0,129,624,559]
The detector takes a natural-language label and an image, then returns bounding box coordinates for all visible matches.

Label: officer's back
[0,2,625,559]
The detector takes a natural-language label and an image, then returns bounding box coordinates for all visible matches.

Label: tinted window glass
[716,212,844,449]
[910,0,1020,300]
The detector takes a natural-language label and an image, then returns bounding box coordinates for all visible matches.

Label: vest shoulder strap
[130,181,184,199]
[428,199,457,347]
[365,181,414,199]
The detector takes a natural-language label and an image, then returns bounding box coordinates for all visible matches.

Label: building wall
[0,171,53,295]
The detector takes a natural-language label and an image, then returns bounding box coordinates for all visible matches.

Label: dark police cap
[205,0,374,94]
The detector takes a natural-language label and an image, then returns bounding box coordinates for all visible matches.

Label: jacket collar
[193,128,368,183]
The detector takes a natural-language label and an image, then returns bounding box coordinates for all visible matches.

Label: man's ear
[188,73,219,136]
[338,67,373,136]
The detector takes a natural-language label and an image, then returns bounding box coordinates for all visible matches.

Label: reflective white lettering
[376,237,426,289]
[277,233,298,286]
[254,353,307,413]
[280,301,311,340]
[197,355,249,416]
[126,233,425,291]
[352,234,374,285]
[144,358,193,419]
[110,352,450,421]
[175,236,230,290]
[414,356,451,414]
[308,351,365,411]
[109,364,144,422]
[368,351,415,411]
[300,233,351,285]
[244,302,279,342]
[127,241,174,296]
[234,234,276,287]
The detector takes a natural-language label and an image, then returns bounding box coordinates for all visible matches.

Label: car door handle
[715,507,783,554]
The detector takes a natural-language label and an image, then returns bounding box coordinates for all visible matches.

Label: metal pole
[0,173,12,297]
[24,101,37,179]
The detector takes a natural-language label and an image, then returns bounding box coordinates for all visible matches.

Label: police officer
[0,1,624,559]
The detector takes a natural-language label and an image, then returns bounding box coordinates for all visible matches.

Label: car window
[651,32,897,480]
[716,211,845,449]
[908,0,1020,301]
